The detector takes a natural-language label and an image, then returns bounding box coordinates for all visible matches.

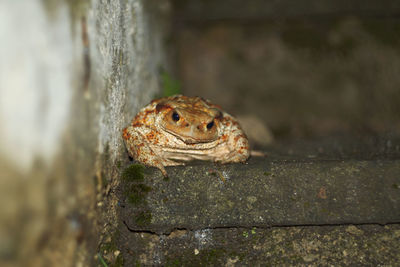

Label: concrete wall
[0,0,170,265]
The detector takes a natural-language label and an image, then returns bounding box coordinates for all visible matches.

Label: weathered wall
[0,0,170,265]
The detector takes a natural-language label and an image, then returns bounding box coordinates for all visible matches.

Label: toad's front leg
[123,126,182,177]
[218,119,250,164]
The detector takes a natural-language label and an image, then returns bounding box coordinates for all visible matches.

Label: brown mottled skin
[122,95,249,177]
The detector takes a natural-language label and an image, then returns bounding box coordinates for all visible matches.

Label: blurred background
[1,0,399,266]
[171,0,400,145]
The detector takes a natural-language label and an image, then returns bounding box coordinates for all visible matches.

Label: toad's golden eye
[206,120,214,129]
[172,111,180,122]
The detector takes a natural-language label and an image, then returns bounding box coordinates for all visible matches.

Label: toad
[122,95,249,176]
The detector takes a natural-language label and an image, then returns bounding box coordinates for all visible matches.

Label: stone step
[119,156,400,234]
[117,224,400,266]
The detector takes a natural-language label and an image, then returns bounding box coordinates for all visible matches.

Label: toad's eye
[206,121,214,129]
[172,111,180,122]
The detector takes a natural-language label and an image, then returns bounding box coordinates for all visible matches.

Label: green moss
[121,164,145,182]
[392,183,399,189]
[263,171,272,176]
[122,164,152,205]
[160,70,181,97]
[251,227,257,235]
[135,210,152,226]
[125,183,152,205]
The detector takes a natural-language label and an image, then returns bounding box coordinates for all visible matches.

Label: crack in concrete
[123,220,400,236]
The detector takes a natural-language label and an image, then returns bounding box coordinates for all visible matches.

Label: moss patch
[125,183,152,205]
[121,164,145,182]
[160,70,181,97]
[122,164,152,205]
[134,210,152,226]
[121,163,153,228]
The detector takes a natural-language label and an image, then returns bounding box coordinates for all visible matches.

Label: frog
[122,95,249,177]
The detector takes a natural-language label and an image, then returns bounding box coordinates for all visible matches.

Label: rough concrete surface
[116,136,400,265]
[121,158,400,233]
[119,224,400,266]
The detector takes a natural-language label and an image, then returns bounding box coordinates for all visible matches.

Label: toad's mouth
[182,137,214,144]
[166,129,218,144]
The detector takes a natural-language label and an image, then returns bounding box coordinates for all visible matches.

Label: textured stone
[120,137,400,234]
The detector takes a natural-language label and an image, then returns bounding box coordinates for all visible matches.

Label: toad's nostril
[196,125,200,130]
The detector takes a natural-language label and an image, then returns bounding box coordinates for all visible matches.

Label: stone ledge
[119,157,400,234]
[118,224,400,266]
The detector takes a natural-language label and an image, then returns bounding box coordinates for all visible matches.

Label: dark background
[170,0,400,142]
